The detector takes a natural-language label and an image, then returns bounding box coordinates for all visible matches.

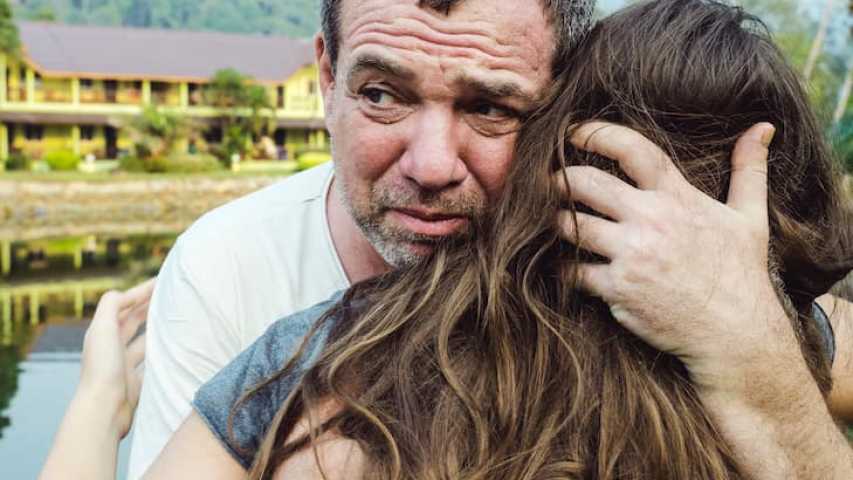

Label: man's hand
[80,279,154,438]
[556,121,791,393]
[555,121,853,479]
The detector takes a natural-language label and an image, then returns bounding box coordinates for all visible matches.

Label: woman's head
[245,1,848,478]
[509,0,846,392]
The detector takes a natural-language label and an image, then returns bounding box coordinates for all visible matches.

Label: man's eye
[470,102,514,119]
[362,88,396,106]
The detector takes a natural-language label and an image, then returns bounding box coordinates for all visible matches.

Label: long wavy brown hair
[236,1,850,478]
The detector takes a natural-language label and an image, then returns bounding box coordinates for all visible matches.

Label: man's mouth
[388,208,469,237]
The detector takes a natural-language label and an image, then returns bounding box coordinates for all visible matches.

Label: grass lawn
[0,160,299,183]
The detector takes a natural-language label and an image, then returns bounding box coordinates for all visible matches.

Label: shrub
[44,149,81,171]
[5,152,32,171]
[164,153,223,173]
[117,155,146,172]
[296,150,332,171]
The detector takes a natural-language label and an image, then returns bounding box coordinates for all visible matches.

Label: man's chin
[371,237,439,269]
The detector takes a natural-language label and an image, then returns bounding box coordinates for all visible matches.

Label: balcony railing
[39,89,73,103]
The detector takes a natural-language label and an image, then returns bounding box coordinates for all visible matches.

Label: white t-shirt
[127,162,349,478]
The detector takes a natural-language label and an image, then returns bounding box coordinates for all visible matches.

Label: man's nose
[398,108,467,191]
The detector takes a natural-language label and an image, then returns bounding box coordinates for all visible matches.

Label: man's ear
[315,32,336,117]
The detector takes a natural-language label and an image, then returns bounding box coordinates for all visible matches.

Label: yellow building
[0,21,328,167]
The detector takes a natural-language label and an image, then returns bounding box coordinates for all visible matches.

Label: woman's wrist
[69,385,126,441]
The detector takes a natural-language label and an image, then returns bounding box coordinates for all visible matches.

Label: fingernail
[760,124,776,147]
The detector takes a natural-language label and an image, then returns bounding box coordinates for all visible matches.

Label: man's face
[321,0,554,267]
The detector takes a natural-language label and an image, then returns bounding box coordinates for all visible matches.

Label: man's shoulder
[183,162,334,245]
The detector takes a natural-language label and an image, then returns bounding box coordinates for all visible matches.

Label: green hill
[12,0,321,38]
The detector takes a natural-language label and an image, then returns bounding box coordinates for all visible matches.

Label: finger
[126,333,146,369]
[127,363,145,413]
[558,211,622,258]
[575,263,611,300]
[570,121,682,190]
[117,278,157,317]
[120,299,150,345]
[727,123,774,221]
[91,290,124,332]
[556,166,641,221]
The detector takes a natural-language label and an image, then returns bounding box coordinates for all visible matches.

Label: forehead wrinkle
[348,31,538,80]
[345,6,519,63]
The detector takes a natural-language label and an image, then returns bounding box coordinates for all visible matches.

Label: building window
[80,79,93,89]
[307,81,316,95]
[277,86,285,109]
[203,127,223,144]
[24,124,44,141]
[273,128,286,146]
[81,126,95,140]
[189,83,202,105]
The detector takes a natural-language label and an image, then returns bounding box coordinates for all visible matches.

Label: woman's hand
[79,279,154,439]
[40,279,155,480]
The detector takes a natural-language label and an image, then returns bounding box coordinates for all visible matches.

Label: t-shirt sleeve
[191,294,341,470]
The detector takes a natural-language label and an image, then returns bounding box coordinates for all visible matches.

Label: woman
[40,0,851,479]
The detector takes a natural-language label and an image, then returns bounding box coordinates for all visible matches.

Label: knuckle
[100,290,121,304]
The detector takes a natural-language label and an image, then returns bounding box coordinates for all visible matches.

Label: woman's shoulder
[191,290,345,469]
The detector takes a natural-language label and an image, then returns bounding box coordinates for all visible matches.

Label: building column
[0,54,7,105]
[142,80,152,105]
[1,240,10,277]
[1,291,10,346]
[74,285,84,320]
[71,125,81,156]
[25,67,35,104]
[13,295,23,323]
[73,240,83,270]
[0,123,8,169]
[72,78,80,105]
[1,290,10,326]
[29,291,39,325]
[179,82,189,109]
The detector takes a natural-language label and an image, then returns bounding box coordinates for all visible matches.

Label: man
[128,0,853,478]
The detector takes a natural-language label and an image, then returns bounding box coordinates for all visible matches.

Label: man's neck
[326,178,392,284]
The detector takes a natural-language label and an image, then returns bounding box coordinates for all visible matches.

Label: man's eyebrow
[457,73,537,105]
[346,54,415,83]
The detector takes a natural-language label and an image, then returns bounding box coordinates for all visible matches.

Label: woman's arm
[39,280,248,480]
[142,413,246,479]
[39,281,152,480]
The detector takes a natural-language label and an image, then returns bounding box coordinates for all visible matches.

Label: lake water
[0,233,175,480]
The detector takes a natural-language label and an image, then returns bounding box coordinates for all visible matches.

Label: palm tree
[803,0,835,82]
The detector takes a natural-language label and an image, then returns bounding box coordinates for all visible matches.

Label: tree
[29,6,57,22]
[126,106,195,172]
[204,68,273,163]
[0,0,20,58]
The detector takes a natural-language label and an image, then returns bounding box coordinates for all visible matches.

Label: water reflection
[0,232,175,478]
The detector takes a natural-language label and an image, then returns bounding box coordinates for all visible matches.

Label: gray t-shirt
[192,292,342,469]
[192,295,836,470]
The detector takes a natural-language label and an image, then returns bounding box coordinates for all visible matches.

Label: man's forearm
[701,347,853,479]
